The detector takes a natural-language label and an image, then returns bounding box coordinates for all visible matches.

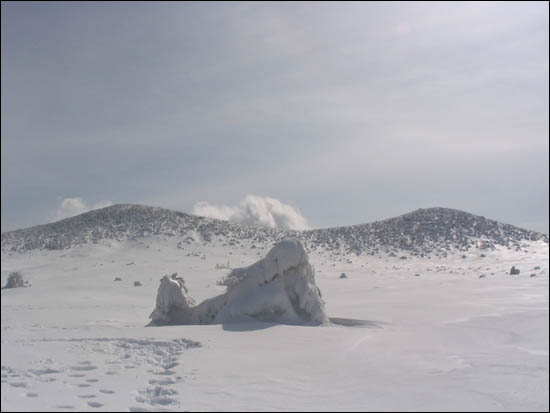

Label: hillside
[1,204,547,257]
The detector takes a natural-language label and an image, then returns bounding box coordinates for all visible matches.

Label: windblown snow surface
[1,206,549,411]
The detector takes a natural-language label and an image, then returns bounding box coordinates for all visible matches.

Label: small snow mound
[149,239,329,326]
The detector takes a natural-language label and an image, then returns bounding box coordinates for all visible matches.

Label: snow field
[1,237,548,411]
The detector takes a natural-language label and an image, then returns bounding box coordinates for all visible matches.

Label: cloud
[192,195,310,230]
[55,197,113,220]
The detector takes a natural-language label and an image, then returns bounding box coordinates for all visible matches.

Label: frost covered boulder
[149,273,196,325]
[149,239,329,326]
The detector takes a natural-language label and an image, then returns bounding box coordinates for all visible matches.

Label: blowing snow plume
[149,238,329,326]
[192,195,310,230]
[55,197,113,220]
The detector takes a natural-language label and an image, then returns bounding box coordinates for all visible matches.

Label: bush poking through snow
[149,239,329,326]
[510,266,520,275]
[134,281,142,287]
[3,272,28,289]
[340,273,347,279]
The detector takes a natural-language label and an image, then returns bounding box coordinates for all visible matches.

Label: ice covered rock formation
[149,238,329,326]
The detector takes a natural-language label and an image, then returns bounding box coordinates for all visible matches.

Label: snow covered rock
[149,239,329,326]
[149,273,196,325]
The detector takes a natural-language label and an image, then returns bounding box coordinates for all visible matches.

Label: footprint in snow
[154,370,176,376]
[163,361,179,370]
[87,401,104,408]
[29,368,61,376]
[149,378,175,385]
[70,365,97,371]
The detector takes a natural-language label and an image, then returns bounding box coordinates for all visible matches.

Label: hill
[2,204,547,257]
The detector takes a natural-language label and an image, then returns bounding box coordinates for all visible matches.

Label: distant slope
[0,204,286,253]
[1,204,547,256]
[301,207,548,258]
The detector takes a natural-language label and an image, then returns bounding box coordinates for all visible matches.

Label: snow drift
[149,238,329,325]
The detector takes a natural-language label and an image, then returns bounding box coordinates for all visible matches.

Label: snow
[150,239,328,326]
[192,195,311,230]
[1,214,549,411]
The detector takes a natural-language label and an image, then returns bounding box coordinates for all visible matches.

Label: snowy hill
[301,207,549,258]
[0,204,285,254]
[2,205,548,411]
[2,204,547,257]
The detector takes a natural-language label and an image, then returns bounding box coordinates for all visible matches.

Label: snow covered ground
[1,237,548,411]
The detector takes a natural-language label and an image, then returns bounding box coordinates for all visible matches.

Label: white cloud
[55,197,113,220]
[192,195,310,230]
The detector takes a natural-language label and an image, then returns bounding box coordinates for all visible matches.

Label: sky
[1,1,549,233]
